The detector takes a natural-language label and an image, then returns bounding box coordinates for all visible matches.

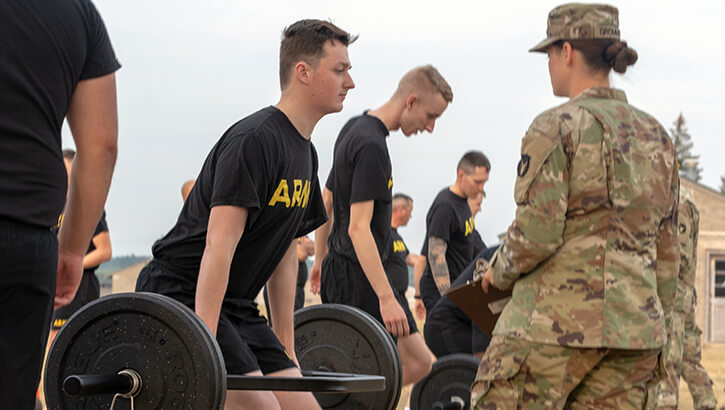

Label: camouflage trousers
[471,336,661,410]
[680,311,718,409]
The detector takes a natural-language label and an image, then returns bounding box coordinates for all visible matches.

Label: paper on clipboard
[446,277,512,336]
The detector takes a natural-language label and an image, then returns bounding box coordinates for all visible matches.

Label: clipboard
[446,277,512,337]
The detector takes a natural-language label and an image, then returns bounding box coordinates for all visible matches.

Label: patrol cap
[529,3,620,53]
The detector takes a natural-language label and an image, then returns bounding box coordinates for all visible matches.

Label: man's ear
[405,93,418,110]
[294,61,313,85]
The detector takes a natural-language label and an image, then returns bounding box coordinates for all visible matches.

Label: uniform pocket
[471,336,531,406]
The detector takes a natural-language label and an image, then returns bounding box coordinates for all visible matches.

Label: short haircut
[457,151,490,174]
[392,193,413,210]
[279,19,357,90]
[394,65,453,103]
[62,148,75,161]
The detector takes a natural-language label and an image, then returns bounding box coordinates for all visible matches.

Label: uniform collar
[573,87,628,102]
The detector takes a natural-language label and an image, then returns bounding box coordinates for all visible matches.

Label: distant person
[473,4,679,408]
[136,20,355,409]
[263,235,315,327]
[384,193,425,315]
[181,179,195,202]
[419,151,490,316]
[50,149,113,340]
[424,245,498,358]
[656,187,718,409]
[423,188,491,358]
[0,0,119,407]
[311,65,453,388]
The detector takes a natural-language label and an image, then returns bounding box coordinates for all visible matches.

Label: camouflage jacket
[675,187,699,314]
[490,87,680,349]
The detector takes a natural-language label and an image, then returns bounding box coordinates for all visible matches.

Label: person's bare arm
[310,187,333,294]
[196,205,248,336]
[56,73,118,308]
[408,254,427,319]
[82,231,112,268]
[349,201,408,337]
[427,236,450,295]
[266,240,299,363]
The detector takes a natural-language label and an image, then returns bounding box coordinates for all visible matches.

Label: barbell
[44,292,400,409]
[45,292,480,409]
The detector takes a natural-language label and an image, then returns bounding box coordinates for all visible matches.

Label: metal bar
[63,374,134,397]
[226,374,385,392]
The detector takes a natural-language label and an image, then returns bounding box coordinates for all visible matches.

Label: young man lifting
[310,65,453,387]
[136,19,355,410]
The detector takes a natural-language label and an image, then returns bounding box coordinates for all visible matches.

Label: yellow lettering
[291,179,303,207]
[388,176,393,190]
[393,240,407,253]
[301,180,310,208]
[465,217,475,236]
[268,180,290,207]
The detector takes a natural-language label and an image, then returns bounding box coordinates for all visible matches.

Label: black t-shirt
[85,210,109,273]
[421,188,475,283]
[471,229,485,257]
[152,107,327,300]
[325,112,392,263]
[0,0,120,228]
[384,227,410,294]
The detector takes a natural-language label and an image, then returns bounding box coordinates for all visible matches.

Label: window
[715,258,725,298]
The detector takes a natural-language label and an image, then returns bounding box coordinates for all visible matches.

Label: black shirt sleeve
[79,0,121,80]
[427,203,455,243]
[94,210,109,236]
[210,134,266,215]
[351,142,390,203]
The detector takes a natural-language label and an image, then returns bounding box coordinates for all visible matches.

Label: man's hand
[480,267,497,294]
[413,298,426,320]
[380,295,409,337]
[55,250,84,309]
[309,261,321,294]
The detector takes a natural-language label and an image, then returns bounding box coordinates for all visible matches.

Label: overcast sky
[70,0,725,256]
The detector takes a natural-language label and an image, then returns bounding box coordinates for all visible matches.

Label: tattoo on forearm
[428,237,450,295]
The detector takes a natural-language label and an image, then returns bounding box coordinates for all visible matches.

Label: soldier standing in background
[474,4,680,408]
[656,186,718,409]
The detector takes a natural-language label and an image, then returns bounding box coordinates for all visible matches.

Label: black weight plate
[351,305,402,407]
[410,354,479,410]
[295,304,401,410]
[45,292,226,409]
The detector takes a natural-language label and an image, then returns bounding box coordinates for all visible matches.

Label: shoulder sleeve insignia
[517,155,531,177]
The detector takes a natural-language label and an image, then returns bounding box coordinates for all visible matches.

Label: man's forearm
[196,247,233,337]
[61,74,118,256]
[428,237,450,295]
[349,228,395,301]
[267,241,298,352]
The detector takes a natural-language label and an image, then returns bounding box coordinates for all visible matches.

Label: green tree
[720,175,725,195]
[671,113,702,183]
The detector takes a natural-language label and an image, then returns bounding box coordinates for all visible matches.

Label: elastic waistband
[0,217,54,234]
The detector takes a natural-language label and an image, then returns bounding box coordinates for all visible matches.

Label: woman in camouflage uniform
[474,3,680,409]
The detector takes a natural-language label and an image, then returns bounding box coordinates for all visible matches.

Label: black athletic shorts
[135,260,296,375]
[320,251,418,336]
[0,218,57,409]
[52,270,100,329]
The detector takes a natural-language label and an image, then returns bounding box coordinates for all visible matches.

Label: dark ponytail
[603,40,638,73]
[553,39,638,74]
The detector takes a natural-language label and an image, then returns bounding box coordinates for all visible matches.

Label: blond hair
[394,65,453,102]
